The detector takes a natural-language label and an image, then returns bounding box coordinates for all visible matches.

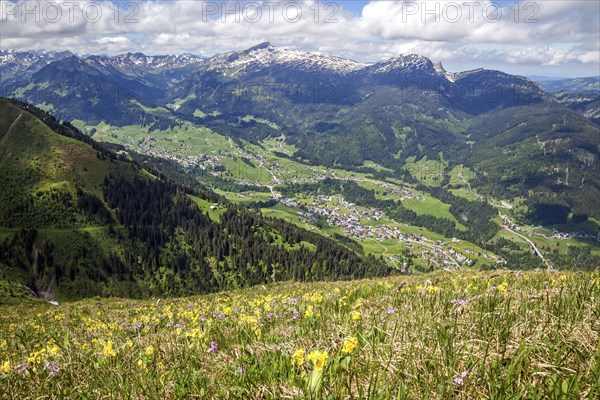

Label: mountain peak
[367,54,436,76]
[433,61,456,82]
[433,61,445,73]
[248,42,274,52]
[211,42,365,75]
[60,55,89,69]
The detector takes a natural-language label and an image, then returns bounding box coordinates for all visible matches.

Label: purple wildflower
[235,367,245,375]
[207,341,218,353]
[292,311,300,320]
[386,306,395,315]
[17,364,27,373]
[45,361,60,377]
[454,370,475,385]
[287,298,299,304]
[125,322,144,331]
[450,298,469,305]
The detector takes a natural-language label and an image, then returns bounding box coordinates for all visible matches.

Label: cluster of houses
[550,229,600,241]
[281,196,397,240]
[501,215,599,242]
[279,195,484,268]
[377,182,425,201]
[119,135,207,167]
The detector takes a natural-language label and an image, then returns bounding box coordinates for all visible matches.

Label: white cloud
[93,35,134,53]
[0,0,598,76]
[503,46,570,66]
[578,51,600,64]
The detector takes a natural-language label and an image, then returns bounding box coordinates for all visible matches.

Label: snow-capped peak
[209,42,366,75]
[83,52,206,73]
[367,54,435,75]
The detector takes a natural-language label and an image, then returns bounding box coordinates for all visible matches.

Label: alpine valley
[1,43,599,300]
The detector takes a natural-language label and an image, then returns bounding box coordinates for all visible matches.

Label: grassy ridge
[1,270,598,399]
[0,98,130,228]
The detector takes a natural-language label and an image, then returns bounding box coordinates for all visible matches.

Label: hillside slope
[1,270,598,398]
[0,99,389,300]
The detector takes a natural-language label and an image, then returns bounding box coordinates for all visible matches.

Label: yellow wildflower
[307,350,329,371]
[341,336,358,354]
[309,292,324,303]
[1,361,10,374]
[145,346,155,357]
[497,282,507,293]
[426,285,440,294]
[291,349,305,366]
[27,351,42,365]
[304,305,314,318]
[48,345,60,356]
[102,340,116,358]
[186,328,203,339]
[351,311,361,321]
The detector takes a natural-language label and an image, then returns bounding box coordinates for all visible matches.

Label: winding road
[500,214,553,270]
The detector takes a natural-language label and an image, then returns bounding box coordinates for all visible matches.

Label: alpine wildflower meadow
[0,270,599,399]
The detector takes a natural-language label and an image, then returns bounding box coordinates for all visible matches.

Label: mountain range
[536,77,600,94]
[2,43,599,228]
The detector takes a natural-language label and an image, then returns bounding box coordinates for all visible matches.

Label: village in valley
[82,122,599,271]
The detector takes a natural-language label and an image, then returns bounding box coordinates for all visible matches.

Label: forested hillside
[0,99,389,300]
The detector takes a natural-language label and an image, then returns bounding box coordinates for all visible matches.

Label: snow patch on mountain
[209,42,366,76]
[366,54,436,75]
[84,53,206,73]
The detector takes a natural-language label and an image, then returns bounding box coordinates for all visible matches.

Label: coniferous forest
[0,99,389,300]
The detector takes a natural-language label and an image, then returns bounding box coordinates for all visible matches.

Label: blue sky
[2,0,599,77]
[327,0,519,16]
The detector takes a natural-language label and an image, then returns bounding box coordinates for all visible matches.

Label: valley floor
[1,270,599,399]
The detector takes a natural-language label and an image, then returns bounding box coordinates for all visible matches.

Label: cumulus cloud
[0,0,598,76]
[93,35,134,53]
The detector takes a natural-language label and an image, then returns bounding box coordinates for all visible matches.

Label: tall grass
[1,270,598,399]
